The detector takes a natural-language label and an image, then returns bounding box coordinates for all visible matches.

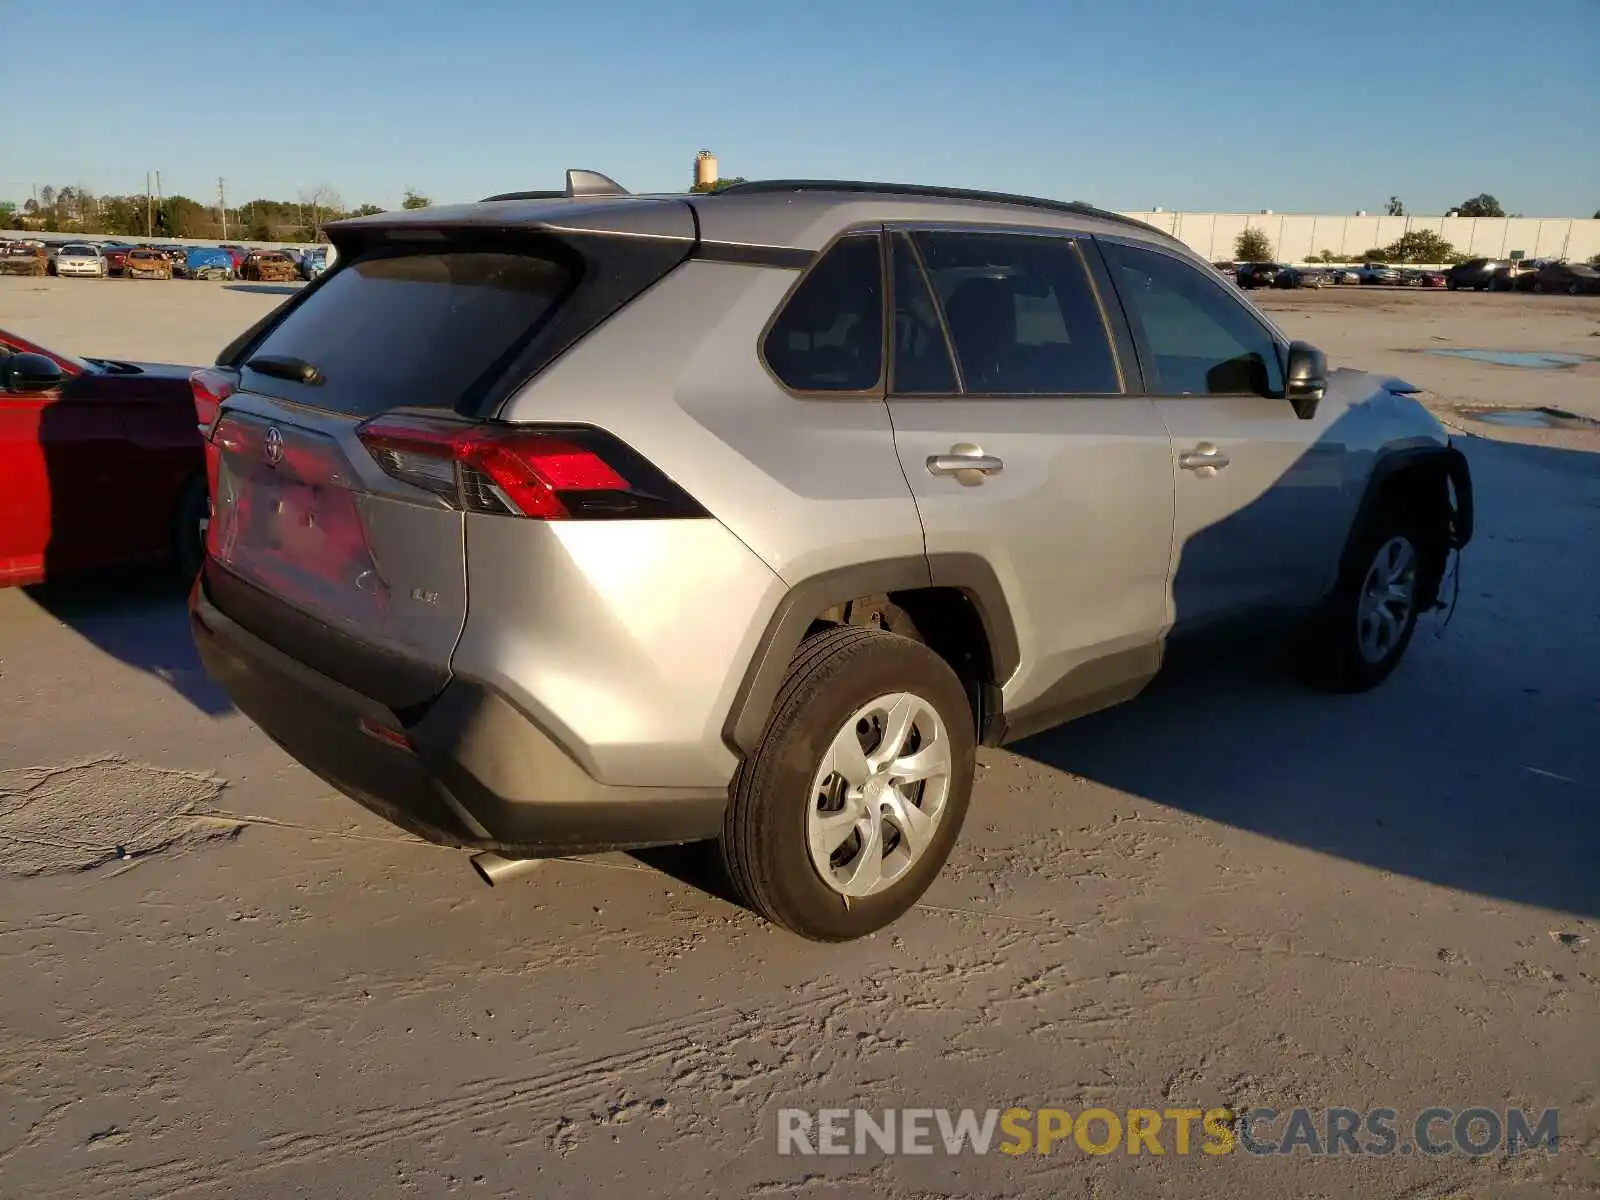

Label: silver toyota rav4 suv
[191,173,1472,941]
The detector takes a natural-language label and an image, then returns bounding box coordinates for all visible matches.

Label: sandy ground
[0,278,1597,1198]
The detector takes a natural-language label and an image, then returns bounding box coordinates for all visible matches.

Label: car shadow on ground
[1009,433,1600,920]
[222,284,302,296]
[637,431,1600,920]
[24,568,233,715]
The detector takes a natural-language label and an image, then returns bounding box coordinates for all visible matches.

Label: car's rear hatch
[202,202,697,711]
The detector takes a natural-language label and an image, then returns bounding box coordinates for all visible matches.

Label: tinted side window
[763,233,883,392]
[912,231,1120,395]
[890,234,957,394]
[1102,241,1285,397]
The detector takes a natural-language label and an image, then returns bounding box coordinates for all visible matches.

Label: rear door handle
[1178,443,1230,475]
[927,445,1004,480]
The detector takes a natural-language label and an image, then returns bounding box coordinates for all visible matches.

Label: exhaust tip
[470,851,543,887]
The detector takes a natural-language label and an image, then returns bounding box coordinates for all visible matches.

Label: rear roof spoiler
[481,169,629,203]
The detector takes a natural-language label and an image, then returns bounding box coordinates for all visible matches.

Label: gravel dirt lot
[1,278,1596,1198]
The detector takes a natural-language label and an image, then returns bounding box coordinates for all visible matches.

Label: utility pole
[145,171,152,237]
[218,177,228,240]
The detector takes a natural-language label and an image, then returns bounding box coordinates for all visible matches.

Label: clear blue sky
[4,0,1596,216]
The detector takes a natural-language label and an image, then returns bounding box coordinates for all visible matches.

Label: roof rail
[711,179,1170,240]
[481,169,630,204]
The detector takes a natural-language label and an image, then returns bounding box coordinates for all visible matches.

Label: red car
[0,329,208,587]
[98,244,131,276]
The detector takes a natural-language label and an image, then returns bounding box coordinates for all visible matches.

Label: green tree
[1385,196,1405,216]
[1383,230,1457,263]
[1234,228,1273,261]
[689,177,748,194]
[353,202,384,216]
[401,189,431,210]
[1456,193,1505,218]
[1360,248,1389,262]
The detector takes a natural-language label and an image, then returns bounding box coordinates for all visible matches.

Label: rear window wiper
[247,354,325,386]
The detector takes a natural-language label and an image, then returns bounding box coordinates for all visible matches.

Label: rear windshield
[242,246,574,416]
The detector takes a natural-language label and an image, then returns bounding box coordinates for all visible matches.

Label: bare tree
[298,184,345,238]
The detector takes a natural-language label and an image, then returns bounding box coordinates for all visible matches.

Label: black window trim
[888,230,965,395]
[886,221,1131,400]
[756,223,889,401]
[1093,233,1291,401]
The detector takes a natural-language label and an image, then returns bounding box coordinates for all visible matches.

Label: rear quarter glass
[239,246,576,417]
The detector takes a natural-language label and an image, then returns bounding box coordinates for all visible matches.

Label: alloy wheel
[1356,536,1418,663]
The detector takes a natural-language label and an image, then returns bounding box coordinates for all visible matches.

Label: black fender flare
[722,553,1020,756]
[1340,443,1473,580]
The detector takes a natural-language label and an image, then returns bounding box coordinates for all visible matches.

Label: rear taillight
[355,415,706,521]
[191,367,238,438]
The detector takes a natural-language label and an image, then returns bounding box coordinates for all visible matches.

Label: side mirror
[1,352,66,394]
[1284,341,1326,419]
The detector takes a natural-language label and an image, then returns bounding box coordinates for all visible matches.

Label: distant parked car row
[1445,257,1600,295]
[1216,258,1596,296]
[0,237,333,283]
[1222,261,1446,289]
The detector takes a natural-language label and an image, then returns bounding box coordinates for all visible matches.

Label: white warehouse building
[1119,210,1600,264]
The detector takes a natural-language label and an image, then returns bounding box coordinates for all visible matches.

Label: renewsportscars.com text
[777,1106,1559,1158]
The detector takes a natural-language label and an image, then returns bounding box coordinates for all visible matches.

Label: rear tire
[1296,503,1432,693]
[721,626,975,941]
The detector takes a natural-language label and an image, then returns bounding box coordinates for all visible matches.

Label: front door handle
[1178,443,1231,477]
[927,444,1004,483]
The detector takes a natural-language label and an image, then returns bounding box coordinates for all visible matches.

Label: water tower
[694,150,719,190]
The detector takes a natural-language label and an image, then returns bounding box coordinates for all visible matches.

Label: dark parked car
[1234,261,1283,289]
[1489,261,1546,292]
[1446,259,1506,291]
[1274,265,1329,289]
[0,329,207,586]
[1532,261,1600,295]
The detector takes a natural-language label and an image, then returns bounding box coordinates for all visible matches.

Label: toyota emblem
[264,426,284,466]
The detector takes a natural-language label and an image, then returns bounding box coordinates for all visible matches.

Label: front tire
[1297,505,1432,692]
[721,626,975,941]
